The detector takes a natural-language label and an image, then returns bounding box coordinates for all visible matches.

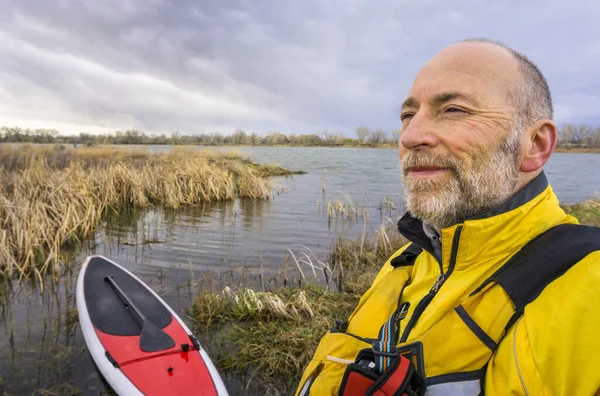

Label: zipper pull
[398,302,410,320]
[430,274,445,294]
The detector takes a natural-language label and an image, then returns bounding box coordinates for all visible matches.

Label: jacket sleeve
[485,251,600,396]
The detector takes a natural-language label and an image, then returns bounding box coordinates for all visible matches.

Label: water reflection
[0,274,113,395]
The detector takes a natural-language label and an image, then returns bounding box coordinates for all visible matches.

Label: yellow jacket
[297,173,600,395]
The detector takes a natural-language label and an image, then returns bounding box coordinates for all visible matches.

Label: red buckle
[338,348,425,396]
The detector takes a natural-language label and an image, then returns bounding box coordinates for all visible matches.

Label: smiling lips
[406,166,448,178]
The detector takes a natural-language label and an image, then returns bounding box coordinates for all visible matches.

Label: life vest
[296,176,600,395]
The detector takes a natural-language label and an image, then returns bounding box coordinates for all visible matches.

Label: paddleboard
[76,255,228,395]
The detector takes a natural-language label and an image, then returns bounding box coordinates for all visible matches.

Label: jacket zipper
[399,226,463,343]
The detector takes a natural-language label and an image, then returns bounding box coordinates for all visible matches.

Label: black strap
[385,224,599,396]
[395,225,599,327]
[390,243,423,268]
[472,224,600,332]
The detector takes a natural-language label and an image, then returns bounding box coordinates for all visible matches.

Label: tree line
[555,124,600,148]
[0,127,398,147]
[0,124,599,148]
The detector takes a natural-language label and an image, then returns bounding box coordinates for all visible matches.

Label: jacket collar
[465,172,548,221]
[397,172,561,269]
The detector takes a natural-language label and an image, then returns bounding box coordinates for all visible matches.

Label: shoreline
[553,147,600,153]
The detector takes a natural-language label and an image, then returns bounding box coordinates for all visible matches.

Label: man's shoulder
[524,249,600,322]
[519,248,600,357]
[508,250,600,394]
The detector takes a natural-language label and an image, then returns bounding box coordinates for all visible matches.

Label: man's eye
[401,113,414,122]
[445,107,466,114]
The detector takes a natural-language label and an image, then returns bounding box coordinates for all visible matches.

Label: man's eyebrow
[430,91,479,107]
[400,91,479,112]
[400,97,418,111]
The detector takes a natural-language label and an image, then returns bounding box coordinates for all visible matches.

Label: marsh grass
[326,194,366,220]
[562,199,600,227]
[189,223,408,391]
[190,284,360,392]
[0,145,294,281]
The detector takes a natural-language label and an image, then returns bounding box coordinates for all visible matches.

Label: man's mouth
[405,166,448,177]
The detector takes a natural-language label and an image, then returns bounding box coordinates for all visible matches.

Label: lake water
[1,146,598,395]
[88,146,600,278]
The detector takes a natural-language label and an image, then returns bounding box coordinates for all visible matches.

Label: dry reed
[190,284,359,391]
[0,145,286,280]
[326,193,365,220]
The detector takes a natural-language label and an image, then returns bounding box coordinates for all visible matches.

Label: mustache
[401,153,460,175]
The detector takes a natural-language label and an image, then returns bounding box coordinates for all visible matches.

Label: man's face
[399,43,523,229]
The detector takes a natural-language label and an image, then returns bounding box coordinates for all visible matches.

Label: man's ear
[520,120,557,173]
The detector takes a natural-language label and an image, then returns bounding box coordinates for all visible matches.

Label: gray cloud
[1,0,599,135]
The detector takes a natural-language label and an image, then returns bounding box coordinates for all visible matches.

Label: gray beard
[401,130,521,230]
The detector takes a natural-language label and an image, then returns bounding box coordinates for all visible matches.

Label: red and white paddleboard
[76,255,228,396]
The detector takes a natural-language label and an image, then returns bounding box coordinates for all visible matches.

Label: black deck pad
[84,257,172,336]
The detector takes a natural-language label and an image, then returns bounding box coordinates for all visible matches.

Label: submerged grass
[326,194,364,220]
[189,223,408,392]
[0,145,295,280]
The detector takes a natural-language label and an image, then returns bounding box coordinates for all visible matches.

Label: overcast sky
[1,0,599,136]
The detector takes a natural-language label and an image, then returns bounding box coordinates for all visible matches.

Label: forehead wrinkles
[408,46,520,109]
[408,68,513,109]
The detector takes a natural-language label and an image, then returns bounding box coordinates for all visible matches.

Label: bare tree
[249,132,259,146]
[355,126,369,144]
[557,123,600,148]
[231,129,247,145]
[592,127,600,148]
[558,124,576,147]
[577,124,592,147]
[265,132,288,145]
[369,129,388,144]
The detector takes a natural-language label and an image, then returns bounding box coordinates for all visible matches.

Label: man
[296,39,600,395]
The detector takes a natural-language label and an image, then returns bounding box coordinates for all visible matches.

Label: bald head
[410,41,521,116]
[403,39,553,138]
[458,39,554,129]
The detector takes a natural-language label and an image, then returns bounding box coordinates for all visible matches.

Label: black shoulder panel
[390,244,423,268]
[473,224,600,329]
[83,257,172,336]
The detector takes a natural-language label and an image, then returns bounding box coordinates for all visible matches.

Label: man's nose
[400,112,438,150]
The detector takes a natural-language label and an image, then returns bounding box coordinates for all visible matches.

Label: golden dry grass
[0,145,284,280]
[190,284,360,390]
[326,194,365,220]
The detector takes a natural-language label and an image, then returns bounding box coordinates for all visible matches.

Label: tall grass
[189,222,408,392]
[0,145,289,280]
